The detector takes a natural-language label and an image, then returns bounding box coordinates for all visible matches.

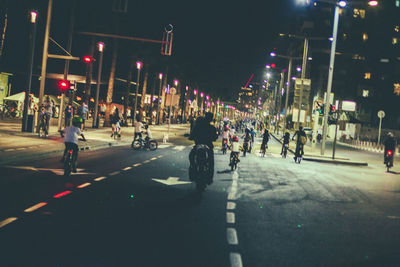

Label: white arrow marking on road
[7,166,91,176]
[152,177,192,186]
[158,144,172,149]
[173,145,186,151]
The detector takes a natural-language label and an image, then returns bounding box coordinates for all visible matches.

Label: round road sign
[377,110,385,119]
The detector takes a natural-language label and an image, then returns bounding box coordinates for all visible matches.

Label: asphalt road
[0,132,399,267]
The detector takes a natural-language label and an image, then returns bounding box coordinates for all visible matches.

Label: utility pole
[104,38,118,127]
[92,42,104,128]
[296,37,309,129]
[123,57,135,122]
[37,0,53,131]
[283,57,292,133]
[84,37,95,105]
[276,71,285,135]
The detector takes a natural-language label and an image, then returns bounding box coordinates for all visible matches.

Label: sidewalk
[269,132,368,166]
[0,118,190,166]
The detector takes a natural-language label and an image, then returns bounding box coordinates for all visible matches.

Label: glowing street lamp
[368,0,378,6]
[133,61,142,122]
[156,73,163,124]
[270,52,277,57]
[174,79,178,86]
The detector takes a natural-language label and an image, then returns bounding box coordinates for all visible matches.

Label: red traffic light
[58,80,71,91]
[271,63,276,68]
[83,56,93,63]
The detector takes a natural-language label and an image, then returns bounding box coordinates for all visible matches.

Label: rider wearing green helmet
[61,116,86,172]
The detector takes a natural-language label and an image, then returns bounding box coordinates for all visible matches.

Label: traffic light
[271,63,276,68]
[317,104,324,115]
[83,56,93,63]
[58,80,71,92]
[329,104,337,115]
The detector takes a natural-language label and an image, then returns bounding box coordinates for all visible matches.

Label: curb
[270,132,368,166]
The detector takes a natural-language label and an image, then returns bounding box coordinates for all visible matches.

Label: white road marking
[77,182,91,189]
[173,145,186,151]
[122,166,132,171]
[0,217,18,229]
[143,160,151,164]
[229,253,243,267]
[24,202,47,213]
[228,192,237,200]
[227,202,236,210]
[5,148,15,152]
[109,171,120,176]
[388,216,400,219]
[158,144,172,149]
[94,176,106,181]
[227,228,239,245]
[133,163,142,167]
[150,157,157,161]
[16,147,26,150]
[227,212,235,224]
[157,155,164,158]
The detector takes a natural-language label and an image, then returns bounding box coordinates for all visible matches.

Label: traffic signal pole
[296,38,309,129]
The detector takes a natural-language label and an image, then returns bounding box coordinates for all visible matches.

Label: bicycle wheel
[132,140,142,150]
[148,140,158,151]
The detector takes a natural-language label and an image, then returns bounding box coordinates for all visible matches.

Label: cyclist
[134,115,144,140]
[260,129,270,153]
[60,116,86,172]
[281,132,291,155]
[249,127,256,152]
[144,124,152,145]
[383,132,396,164]
[229,135,240,167]
[189,112,218,184]
[292,126,307,161]
[242,128,251,156]
[221,125,231,149]
[111,108,122,138]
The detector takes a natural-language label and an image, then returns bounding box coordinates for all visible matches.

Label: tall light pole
[133,61,142,122]
[22,11,38,132]
[200,92,204,115]
[156,73,163,124]
[92,42,104,128]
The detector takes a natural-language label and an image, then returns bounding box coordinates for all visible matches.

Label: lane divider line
[227,202,236,210]
[77,183,91,189]
[227,228,239,245]
[133,163,142,167]
[53,190,72,199]
[109,171,120,176]
[229,253,243,267]
[142,160,150,164]
[24,202,48,213]
[0,217,18,229]
[123,166,132,171]
[227,212,235,224]
[150,157,157,161]
[94,176,106,181]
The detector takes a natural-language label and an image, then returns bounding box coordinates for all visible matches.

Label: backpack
[300,135,307,145]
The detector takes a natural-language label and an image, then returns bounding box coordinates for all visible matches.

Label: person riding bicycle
[281,132,291,155]
[60,116,86,172]
[189,112,218,184]
[292,126,307,161]
[134,115,144,140]
[242,128,251,154]
[221,125,231,149]
[229,135,240,167]
[260,129,270,153]
[144,124,152,144]
[111,108,122,138]
[383,132,396,164]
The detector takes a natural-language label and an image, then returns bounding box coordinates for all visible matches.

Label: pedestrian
[78,103,88,130]
[43,96,53,134]
[65,104,73,127]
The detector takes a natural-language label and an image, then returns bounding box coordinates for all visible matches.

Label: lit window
[362,33,368,41]
[353,54,366,60]
[380,58,389,63]
[343,33,347,39]
[362,90,369,97]
[353,8,366,19]
[364,73,371,79]
[394,83,400,95]
[395,26,399,32]
[397,0,400,7]
[393,37,399,45]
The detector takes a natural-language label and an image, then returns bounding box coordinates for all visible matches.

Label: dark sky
[1,0,298,101]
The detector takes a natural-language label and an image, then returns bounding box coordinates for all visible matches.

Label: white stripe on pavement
[0,217,18,229]
[173,145,186,151]
[94,176,107,181]
[229,253,243,267]
[227,202,236,210]
[227,212,235,224]
[227,228,239,245]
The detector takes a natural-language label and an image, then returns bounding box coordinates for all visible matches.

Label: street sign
[377,110,385,119]
[341,101,356,112]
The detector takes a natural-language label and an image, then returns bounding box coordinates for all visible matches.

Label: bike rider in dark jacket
[281,132,290,155]
[383,132,396,164]
[260,129,270,152]
[292,126,306,161]
[189,112,218,184]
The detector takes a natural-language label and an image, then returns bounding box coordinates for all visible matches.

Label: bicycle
[294,143,303,164]
[282,143,288,158]
[132,136,158,151]
[63,139,85,177]
[260,142,268,157]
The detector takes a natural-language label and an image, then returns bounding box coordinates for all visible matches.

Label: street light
[93,42,105,128]
[368,0,378,6]
[22,10,38,132]
[133,61,142,123]
[157,73,163,124]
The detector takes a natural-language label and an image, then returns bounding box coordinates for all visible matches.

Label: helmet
[72,116,83,126]
[233,136,239,142]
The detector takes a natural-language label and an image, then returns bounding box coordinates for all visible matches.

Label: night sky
[0,0,298,101]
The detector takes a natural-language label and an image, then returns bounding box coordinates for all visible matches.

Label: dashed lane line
[24,202,47,213]
[173,145,186,151]
[227,202,236,210]
[133,163,142,167]
[123,166,132,171]
[94,176,107,181]
[227,228,239,245]
[150,157,157,161]
[142,160,151,164]
[77,182,91,189]
[227,212,235,224]
[0,217,18,229]
[109,171,120,176]
[230,253,243,267]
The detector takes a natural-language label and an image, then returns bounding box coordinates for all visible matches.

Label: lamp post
[92,42,104,128]
[133,61,142,122]
[200,92,204,115]
[22,11,38,132]
[156,73,163,124]
[193,89,198,116]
